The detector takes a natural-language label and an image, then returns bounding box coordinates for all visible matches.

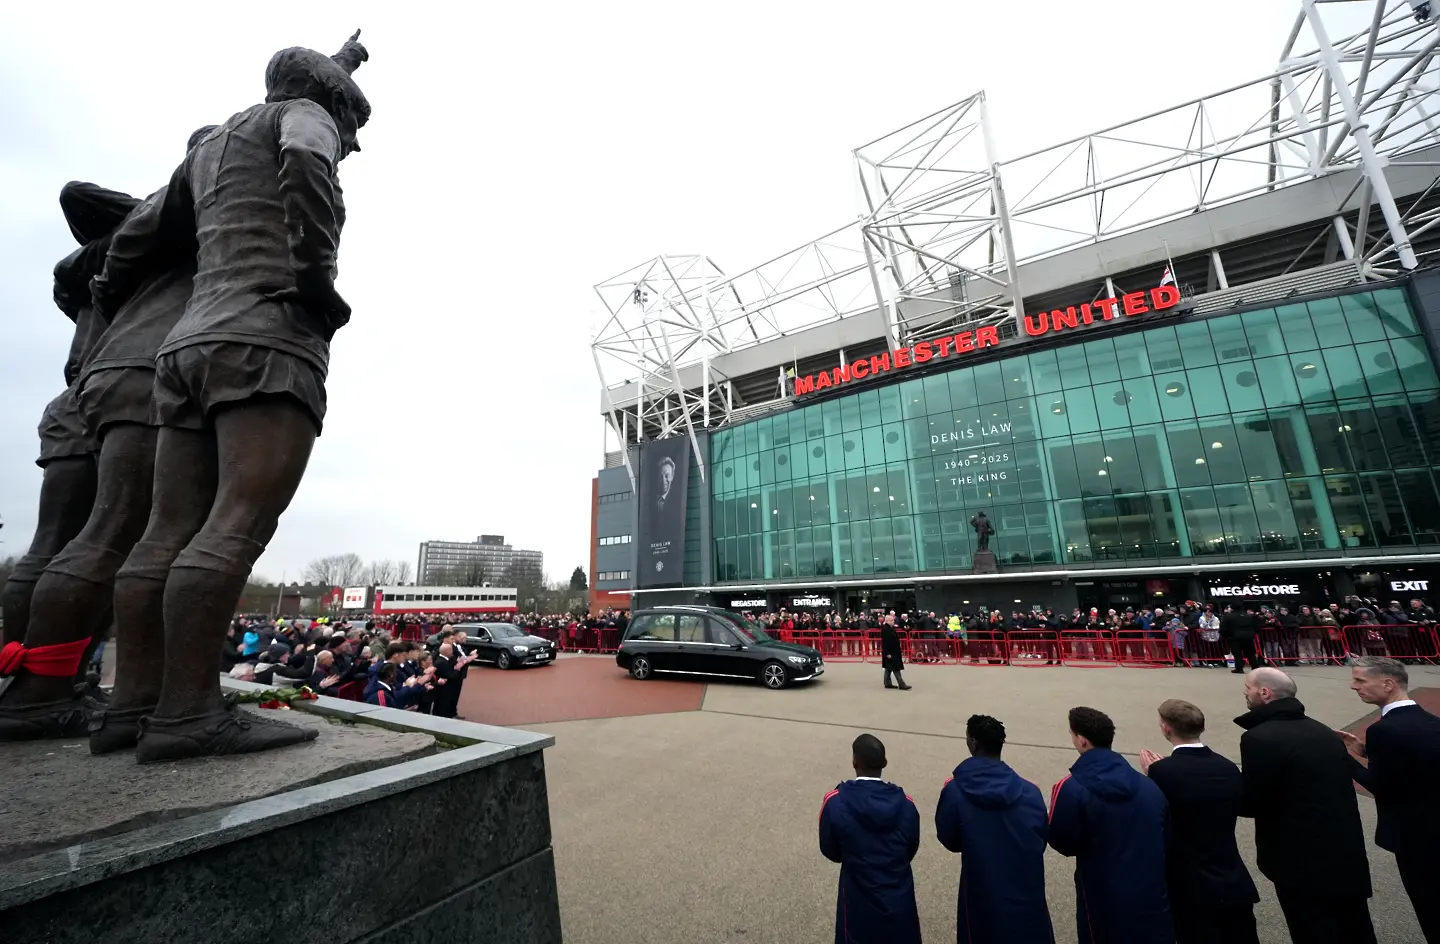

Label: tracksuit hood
[951,755,1028,810]
[1068,747,1139,802]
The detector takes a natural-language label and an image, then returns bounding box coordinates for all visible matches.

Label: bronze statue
[0,184,139,739]
[0,129,213,751]
[970,511,994,553]
[0,31,371,763]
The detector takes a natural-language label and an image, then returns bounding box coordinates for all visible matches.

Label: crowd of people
[818,658,1440,944]
[747,594,1440,670]
[223,616,483,718]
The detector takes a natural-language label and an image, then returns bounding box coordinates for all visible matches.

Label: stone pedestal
[0,679,562,944]
[972,550,998,574]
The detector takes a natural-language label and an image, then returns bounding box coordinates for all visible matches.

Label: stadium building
[590,2,1440,615]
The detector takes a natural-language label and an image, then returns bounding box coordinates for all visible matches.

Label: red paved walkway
[455,655,705,726]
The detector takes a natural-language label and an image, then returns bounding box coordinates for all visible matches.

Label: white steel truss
[595,1,1440,472]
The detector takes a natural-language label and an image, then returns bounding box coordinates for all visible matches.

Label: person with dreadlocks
[935,714,1053,943]
[98,29,373,763]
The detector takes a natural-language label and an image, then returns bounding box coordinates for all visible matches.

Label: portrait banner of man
[636,437,690,588]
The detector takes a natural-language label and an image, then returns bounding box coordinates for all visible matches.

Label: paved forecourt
[528,657,1432,944]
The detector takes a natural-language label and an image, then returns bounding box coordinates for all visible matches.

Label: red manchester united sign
[792,285,1180,397]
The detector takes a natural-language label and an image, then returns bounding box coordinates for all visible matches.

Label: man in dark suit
[1235,667,1376,944]
[1140,699,1259,944]
[1220,603,1264,673]
[1340,656,1440,942]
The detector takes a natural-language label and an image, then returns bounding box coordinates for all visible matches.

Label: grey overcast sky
[0,1,1326,584]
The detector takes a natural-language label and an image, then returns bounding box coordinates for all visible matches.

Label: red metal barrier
[1343,624,1439,663]
[816,631,868,662]
[1114,630,1173,668]
[1177,630,1244,668]
[1060,630,1117,667]
[1006,630,1061,666]
[594,628,622,654]
[855,630,886,663]
[903,631,957,665]
[1256,626,1345,665]
[957,631,1008,665]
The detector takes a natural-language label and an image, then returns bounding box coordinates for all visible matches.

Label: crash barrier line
[750,622,1440,668]
[1005,630,1062,667]
[1175,629,1241,668]
[1340,623,1439,664]
[1113,630,1174,668]
[1255,626,1347,666]
[902,631,958,665]
[955,631,1009,665]
[1060,630,1119,668]
[822,631,870,662]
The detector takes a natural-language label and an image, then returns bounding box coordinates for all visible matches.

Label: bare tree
[367,559,399,586]
[396,559,413,585]
[335,553,365,585]
[302,555,343,587]
[303,553,368,587]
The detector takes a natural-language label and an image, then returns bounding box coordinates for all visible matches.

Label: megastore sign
[729,598,768,608]
[791,285,1181,397]
[1208,584,1301,597]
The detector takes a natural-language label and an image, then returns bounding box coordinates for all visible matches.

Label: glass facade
[709,288,1440,582]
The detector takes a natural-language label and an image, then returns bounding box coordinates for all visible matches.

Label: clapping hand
[1336,729,1367,758]
[1138,749,1164,775]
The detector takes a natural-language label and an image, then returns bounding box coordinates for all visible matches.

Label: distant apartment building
[417,534,543,586]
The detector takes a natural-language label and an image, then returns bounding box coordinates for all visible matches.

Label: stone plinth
[972,550,998,574]
[0,679,562,944]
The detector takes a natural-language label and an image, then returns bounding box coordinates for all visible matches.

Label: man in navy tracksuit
[1048,706,1172,944]
[819,734,922,944]
[935,715,1052,944]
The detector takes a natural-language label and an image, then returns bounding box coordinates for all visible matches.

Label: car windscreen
[484,624,522,639]
[724,612,773,642]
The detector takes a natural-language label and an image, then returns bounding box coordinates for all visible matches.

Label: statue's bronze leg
[1,456,96,648]
[28,426,159,695]
[112,425,218,712]
[153,398,315,722]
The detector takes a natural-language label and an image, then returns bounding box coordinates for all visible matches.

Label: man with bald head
[1235,667,1375,944]
[431,642,460,718]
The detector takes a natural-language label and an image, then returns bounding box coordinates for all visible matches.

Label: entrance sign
[791,595,832,608]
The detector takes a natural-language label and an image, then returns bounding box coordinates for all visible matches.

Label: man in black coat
[1140,699,1259,944]
[1220,603,1264,673]
[1234,667,1375,944]
[879,620,909,691]
[1340,656,1440,942]
[431,643,461,718]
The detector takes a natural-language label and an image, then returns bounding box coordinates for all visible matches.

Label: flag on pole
[1159,265,1176,287]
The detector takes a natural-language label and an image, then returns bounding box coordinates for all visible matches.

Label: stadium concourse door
[838,587,916,617]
